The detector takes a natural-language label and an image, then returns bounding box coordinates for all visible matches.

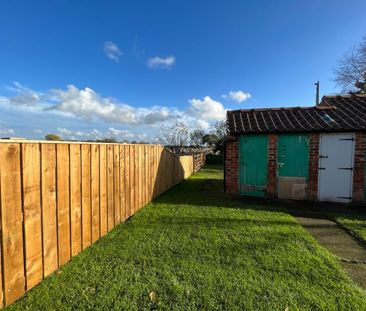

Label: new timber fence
[0,141,205,307]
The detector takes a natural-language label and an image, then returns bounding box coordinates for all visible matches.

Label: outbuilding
[225,94,366,203]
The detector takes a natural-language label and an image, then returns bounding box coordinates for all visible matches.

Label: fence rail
[0,141,204,307]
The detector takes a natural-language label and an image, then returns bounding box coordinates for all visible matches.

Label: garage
[225,94,366,204]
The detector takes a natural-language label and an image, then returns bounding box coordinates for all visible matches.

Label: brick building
[225,94,366,204]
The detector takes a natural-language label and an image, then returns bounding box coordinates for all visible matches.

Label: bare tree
[334,36,366,93]
[190,129,205,147]
[156,121,189,153]
[209,121,227,153]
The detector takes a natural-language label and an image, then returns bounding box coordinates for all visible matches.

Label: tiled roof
[227,94,366,135]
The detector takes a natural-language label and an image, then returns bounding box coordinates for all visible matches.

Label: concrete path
[297,216,366,289]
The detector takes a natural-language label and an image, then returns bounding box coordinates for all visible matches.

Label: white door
[318,133,354,203]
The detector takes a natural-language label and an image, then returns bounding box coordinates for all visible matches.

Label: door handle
[319,155,328,159]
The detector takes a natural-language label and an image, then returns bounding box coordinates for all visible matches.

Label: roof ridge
[228,105,334,113]
[323,93,366,99]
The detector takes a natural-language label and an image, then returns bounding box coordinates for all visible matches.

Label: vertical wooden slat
[114,145,120,224]
[22,143,42,290]
[149,146,153,201]
[70,144,82,256]
[154,147,157,197]
[130,145,135,216]
[41,144,58,277]
[142,146,146,207]
[136,146,141,211]
[135,146,139,212]
[56,144,71,266]
[125,146,131,219]
[145,146,150,204]
[0,143,25,304]
[152,146,157,199]
[156,146,161,196]
[0,172,2,308]
[81,145,91,249]
[119,146,126,222]
[99,145,107,236]
[141,146,145,208]
[107,145,114,230]
[144,146,148,206]
[139,146,142,210]
[91,145,100,243]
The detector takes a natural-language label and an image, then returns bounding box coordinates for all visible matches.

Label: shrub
[205,154,223,165]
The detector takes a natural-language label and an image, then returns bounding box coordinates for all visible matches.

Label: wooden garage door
[277,134,309,200]
[318,133,354,203]
[239,135,268,197]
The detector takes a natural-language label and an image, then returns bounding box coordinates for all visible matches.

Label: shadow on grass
[144,215,299,227]
[156,167,366,221]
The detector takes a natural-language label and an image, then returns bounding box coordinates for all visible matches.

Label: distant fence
[0,141,205,307]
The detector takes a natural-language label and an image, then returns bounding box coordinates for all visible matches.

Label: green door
[277,134,309,200]
[277,134,309,178]
[239,135,268,197]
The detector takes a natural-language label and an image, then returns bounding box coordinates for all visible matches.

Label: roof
[226,94,366,135]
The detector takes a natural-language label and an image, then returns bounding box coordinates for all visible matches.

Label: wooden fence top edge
[0,139,164,147]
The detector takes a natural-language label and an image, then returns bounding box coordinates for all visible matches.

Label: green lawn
[6,166,366,310]
[335,215,366,243]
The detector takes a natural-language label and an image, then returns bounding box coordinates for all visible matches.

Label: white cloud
[56,127,146,141]
[104,41,122,62]
[0,82,232,142]
[222,90,251,103]
[1,83,181,126]
[0,128,15,135]
[57,127,73,136]
[0,81,45,112]
[52,85,139,124]
[147,56,175,69]
[188,96,226,121]
[50,85,183,125]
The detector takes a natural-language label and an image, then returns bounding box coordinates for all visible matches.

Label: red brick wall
[225,136,238,194]
[308,133,319,201]
[353,132,366,203]
[267,134,277,198]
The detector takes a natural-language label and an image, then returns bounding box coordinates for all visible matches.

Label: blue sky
[0,0,365,141]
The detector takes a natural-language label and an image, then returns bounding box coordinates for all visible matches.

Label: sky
[0,0,366,141]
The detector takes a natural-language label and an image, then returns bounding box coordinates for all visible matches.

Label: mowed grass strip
[6,166,366,310]
[335,215,366,243]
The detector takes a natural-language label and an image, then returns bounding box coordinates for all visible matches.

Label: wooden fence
[0,141,204,307]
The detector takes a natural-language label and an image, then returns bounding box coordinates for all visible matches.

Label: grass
[334,215,366,243]
[6,165,366,310]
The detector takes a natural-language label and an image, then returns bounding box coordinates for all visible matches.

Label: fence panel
[107,145,114,231]
[0,141,204,307]
[22,143,42,290]
[56,144,71,266]
[41,144,58,277]
[81,145,91,249]
[99,145,107,236]
[91,145,100,243]
[70,145,82,256]
[0,143,25,304]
